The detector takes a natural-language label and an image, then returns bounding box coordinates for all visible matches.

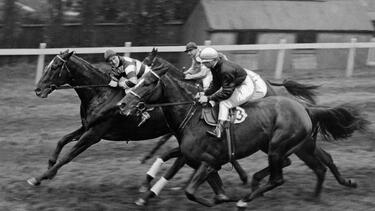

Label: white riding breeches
[218,75,267,121]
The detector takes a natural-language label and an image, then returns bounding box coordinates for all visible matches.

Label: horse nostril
[34,88,41,95]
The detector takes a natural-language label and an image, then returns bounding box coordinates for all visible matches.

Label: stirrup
[207,129,221,139]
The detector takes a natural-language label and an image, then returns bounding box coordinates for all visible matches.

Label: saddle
[201,105,248,162]
[201,105,248,126]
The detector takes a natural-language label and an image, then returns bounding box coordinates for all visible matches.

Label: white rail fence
[1,39,375,84]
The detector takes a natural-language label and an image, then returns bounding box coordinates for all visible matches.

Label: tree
[1,0,18,48]
[45,0,64,47]
[81,0,98,47]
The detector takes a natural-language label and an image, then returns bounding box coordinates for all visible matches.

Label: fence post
[124,42,132,57]
[204,40,212,46]
[274,39,286,79]
[366,38,375,66]
[35,43,47,84]
[346,38,357,77]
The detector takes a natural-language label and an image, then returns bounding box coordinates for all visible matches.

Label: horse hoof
[348,179,357,188]
[138,185,149,193]
[241,178,248,185]
[27,177,41,186]
[236,200,248,211]
[214,194,230,204]
[135,198,146,206]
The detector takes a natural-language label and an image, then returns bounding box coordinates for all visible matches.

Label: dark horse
[28,50,250,187]
[29,49,323,189]
[134,49,361,204]
[119,56,368,209]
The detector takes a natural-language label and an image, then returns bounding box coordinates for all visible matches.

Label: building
[181,0,374,71]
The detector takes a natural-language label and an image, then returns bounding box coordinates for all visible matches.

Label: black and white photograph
[1,0,374,210]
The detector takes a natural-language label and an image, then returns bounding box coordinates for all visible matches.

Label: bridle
[49,54,110,90]
[127,68,198,132]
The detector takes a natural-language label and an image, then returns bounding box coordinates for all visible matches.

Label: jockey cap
[199,47,218,62]
[104,49,116,61]
[184,42,198,52]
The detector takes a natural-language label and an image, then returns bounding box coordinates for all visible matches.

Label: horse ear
[67,50,74,59]
[152,48,158,54]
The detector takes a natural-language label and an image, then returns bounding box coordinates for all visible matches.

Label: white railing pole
[366,38,375,66]
[124,42,132,57]
[346,38,357,77]
[204,40,212,46]
[35,43,47,84]
[274,39,287,79]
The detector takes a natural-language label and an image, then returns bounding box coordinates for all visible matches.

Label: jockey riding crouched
[183,42,228,91]
[104,49,151,105]
[197,47,268,138]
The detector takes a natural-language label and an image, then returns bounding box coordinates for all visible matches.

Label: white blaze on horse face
[45,59,54,73]
[134,78,145,89]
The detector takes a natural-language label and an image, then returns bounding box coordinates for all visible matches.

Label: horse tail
[306,104,369,141]
[268,79,320,104]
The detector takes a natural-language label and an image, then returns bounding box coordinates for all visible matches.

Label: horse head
[35,50,74,98]
[120,57,169,117]
[142,48,158,67]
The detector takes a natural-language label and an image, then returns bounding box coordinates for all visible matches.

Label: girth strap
[226,109,236,162]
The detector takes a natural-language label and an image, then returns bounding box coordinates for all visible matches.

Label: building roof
[201,0,374,31]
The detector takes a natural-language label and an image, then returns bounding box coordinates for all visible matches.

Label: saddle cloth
[201,105,247,126]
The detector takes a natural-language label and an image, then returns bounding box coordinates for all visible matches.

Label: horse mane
[155,57,184,79]
[70,54,109,83]
[155,56,201,92]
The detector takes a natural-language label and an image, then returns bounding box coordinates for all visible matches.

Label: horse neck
[66,56,113,106]
[160,74,198,134]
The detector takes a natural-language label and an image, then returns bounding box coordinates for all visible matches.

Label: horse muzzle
[34,87,53,98]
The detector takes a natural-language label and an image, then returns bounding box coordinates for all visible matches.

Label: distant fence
[1,39,375,84]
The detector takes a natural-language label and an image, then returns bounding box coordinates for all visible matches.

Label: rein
[140,101,195,109]
[51,55,110,90]
[136,100,197,132]
[53,84,110,90]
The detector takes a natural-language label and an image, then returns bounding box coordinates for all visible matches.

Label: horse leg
[136,156,186,206]
[207,171,238,204]
[237,133,288,209]
[250,157,292,192]
[295,146,327,197]
[231,160,248,185]
[140,133,173,164]
[27,123,109,186]
[139,146,181,192]
[185,162,216,207]
[315,146,357,188]
[47,127,85,169]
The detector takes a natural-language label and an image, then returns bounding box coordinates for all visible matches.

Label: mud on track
[1,63,374,211]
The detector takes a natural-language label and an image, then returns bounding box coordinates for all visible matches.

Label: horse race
[1,1,375,211]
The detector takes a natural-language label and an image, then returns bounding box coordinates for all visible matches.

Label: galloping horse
[29,49,320,189]
[135,50,361,205]
[119,57,368,209]
[29,50,249,187]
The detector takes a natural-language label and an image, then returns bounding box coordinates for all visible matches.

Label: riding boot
[207,120,226,138]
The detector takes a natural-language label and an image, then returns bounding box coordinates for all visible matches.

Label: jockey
[197,47,267,138]
[183,42,228,91]
[104,49,150,92]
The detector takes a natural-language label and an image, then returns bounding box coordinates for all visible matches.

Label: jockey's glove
[198,95,208,104]
[194,92,205,99]
[108,80,118,87]
[118,78,130,89]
